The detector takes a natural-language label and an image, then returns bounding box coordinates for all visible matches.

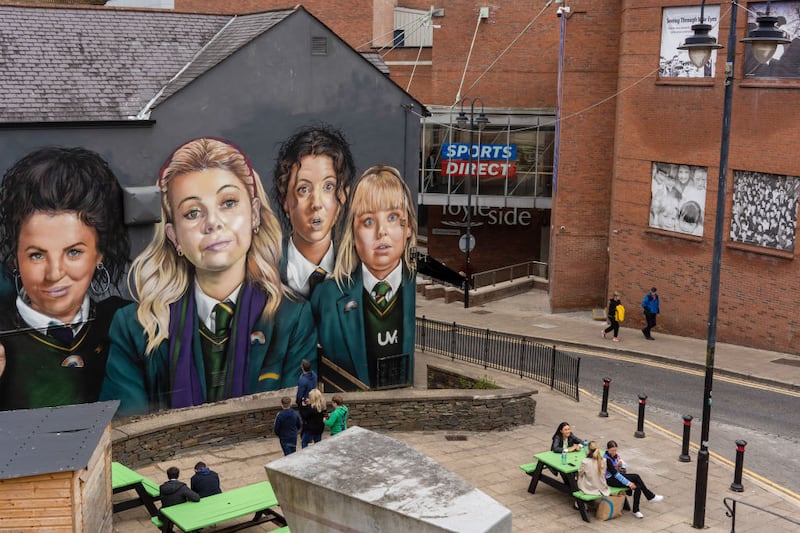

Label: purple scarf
[168,283,267,409]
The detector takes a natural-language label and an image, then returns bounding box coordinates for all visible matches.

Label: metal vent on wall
[311,36,328,56]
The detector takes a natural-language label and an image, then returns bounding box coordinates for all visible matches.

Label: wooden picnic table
[111,461,160,517]
[526,450,584,495]
[159,480,285,533]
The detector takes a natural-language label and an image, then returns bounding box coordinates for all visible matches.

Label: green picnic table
[524,450,584,495]
[111,461,160,517]
[158,480,285,532]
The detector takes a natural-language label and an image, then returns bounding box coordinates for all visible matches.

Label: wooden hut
[0,401,118,532]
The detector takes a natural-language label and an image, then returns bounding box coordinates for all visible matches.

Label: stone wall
[112,385,536,467]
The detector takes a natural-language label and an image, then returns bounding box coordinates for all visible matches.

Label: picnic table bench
[521,451,631,522]
[155,480,286,533]
[111,461,160,517]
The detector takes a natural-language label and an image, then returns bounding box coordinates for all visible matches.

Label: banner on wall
[660,5,720,78]
[744,1,800,78]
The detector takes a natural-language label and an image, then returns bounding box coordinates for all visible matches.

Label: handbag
[614,304,625,322]
[596,493,626,520]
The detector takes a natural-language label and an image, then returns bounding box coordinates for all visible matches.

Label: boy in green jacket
[323,395,349,435]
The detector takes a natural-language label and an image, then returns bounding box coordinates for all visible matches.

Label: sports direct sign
[441,143,517,178]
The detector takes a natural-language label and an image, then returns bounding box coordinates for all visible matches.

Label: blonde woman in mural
[311,165,417,391]
[101,138,316,416]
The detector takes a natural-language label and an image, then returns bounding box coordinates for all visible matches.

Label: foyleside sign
[441,205,532,227]
[441,143,517,178]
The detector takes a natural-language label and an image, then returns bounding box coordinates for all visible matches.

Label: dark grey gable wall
[0,9,421,258]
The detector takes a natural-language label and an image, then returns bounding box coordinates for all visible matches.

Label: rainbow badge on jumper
[61,355,85,367]
[250,331,266,345]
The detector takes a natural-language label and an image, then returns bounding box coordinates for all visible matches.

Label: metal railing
[723,497,800,532]
[471,261,548,289]
[415,316,580,401]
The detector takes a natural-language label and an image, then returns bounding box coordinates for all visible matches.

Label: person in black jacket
[190,461,222,498]
[299,388,327,448]
[602,291,622,342]
[550,421,584,453]
[159,466,200,532]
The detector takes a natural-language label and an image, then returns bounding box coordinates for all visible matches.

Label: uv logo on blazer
[378,329,399,346]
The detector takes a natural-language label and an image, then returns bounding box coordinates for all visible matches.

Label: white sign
[459,233,476,253]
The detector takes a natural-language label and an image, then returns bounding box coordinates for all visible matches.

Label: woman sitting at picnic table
[577,441,610,496]
[604,439,663,519]
[550,421,584,453]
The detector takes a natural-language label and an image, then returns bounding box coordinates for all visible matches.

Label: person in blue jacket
[100,138,316,416]
[311,165,416,391]
[641,287,660,340]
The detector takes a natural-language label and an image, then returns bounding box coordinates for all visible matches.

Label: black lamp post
[456,98,488,308]
[677,1,788,528]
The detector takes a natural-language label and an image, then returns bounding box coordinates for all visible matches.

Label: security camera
[556,6,570,17]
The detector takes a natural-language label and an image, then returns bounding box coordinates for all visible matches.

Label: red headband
[158,137,257,197]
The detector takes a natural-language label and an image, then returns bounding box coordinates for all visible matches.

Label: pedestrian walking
[641,287,659,340]
[602,291,622,342]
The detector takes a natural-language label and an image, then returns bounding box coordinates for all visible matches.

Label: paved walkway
[112,289,800,532]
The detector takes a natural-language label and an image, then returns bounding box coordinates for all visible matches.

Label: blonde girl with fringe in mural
[311,165,416,391]
[101,138,316,416]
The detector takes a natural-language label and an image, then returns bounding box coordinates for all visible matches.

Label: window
[394,7,432,48]
[420,113,554,200]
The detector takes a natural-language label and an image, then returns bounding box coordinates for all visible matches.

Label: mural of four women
[0,128,418,416]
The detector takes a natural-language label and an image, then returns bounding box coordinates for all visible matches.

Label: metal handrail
[471,261,548,289]
[723,496,800,532]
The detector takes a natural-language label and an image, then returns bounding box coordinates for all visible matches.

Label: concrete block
[266,426,511,532]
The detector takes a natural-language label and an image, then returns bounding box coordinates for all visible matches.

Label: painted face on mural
[165,168,259,288]
[284,154,340,254]
[16,211,102,324]
[354,207,411,280]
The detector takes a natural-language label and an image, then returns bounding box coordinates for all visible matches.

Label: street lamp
[677,1,788,528]
[456,98,488,308]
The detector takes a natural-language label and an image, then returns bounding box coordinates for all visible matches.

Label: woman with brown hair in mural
[0,146,130,410]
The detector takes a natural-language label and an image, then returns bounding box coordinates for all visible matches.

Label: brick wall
[609,0,800,352]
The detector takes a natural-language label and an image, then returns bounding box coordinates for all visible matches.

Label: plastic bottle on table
[561,448,568,465]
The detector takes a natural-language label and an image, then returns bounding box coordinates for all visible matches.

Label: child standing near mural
[311,165,417,391]
[101,138,316,416]
[0,147,130,410]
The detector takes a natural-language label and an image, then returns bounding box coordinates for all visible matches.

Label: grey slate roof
[0,400,118,480]
[0,6,294,122]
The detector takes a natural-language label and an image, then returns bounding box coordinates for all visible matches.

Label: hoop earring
[177,248,184,257]
[13,269,23,297]
[253,226,259,234]
[90,263,111,294]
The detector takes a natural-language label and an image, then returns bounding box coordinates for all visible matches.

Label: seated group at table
[551,421,664,519]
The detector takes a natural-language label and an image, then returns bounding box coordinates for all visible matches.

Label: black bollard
[730,440,748,492]
[679,415,693,462]
[599,377,612,417]
[634,394,647,438]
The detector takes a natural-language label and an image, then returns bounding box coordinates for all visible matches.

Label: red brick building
[132,0,799,354]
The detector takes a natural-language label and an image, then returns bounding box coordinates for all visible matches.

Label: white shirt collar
[285,238,335,298]
[16,292,91,335]
[362,262,403,302]
[194,280,242,331]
